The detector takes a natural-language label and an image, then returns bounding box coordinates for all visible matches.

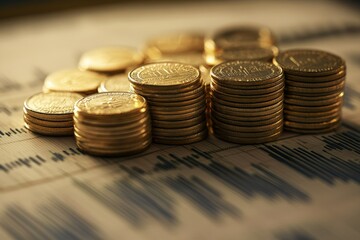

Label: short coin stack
[73,92,151,156]
[275,49,345,133]
[210,60,284,144]
[129,62,207,144]
[24,92,83,136]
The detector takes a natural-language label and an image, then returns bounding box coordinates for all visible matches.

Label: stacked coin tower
[129,62,208,144]
[23,92,83,136]
[73,92,151,156]
[210,60,284,144]
[275,49,346,133]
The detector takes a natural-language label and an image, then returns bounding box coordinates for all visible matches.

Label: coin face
[129,62,200,87]
[99,74,131,92]
[25,92,83,116]
[75,92,147,116]
[79,47,144,73]
[211,61,282,85]
[44,69,106,93]
[275,49,345,76]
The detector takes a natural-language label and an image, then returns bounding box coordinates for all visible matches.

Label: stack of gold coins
[78,47,144,75]
[129,62,207,144]
[43,69,106,95]
[73,92,151,156]
[205,25,276,64]
[97,74,132,93]
[274,49,346,134]
[145,33,205,67]
[210,60,284,144]
[23,92,83,136]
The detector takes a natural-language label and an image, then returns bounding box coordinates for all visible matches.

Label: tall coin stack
[275,49,346,133]
[73,92,152,156]
[129,62,207,144]
[24,92,83,136]
[210,61,284,144]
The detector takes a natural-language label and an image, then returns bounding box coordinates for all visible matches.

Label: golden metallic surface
[211,107,282,122]
[75,92,147,116]
[152,115,205,129]
[275,49,345,76]
[146,32,204,55]
[129,62,200,88]
[211,61,283,85]
[24,122,74,136]
[212,99,283,114]
[284,122,341,134]
[44,69,106,94]
[286,91,343,101]
[146,52,205,67]
[286,112,341,123]
[24,92,82,121]
[211,117,283,132]
[208,25,275,51]
[152,121,207,137]
[213,130,282,144]
[207,47,274,66]
[149,100,206,115]
[151,106,206,121]
[212,125,282,138]
[24,115,73,128]
[79,47,144,73]
[98,74,132,93]
[153,128,208,145]
[285,81,345,94]
[147,94,205,107]
[211,102,283,117]
[210,79,284,95]
[285,101,342,112]
[212,111,283,126]
[285,70,346,82]
[284,107,341,117]
[284,117,340,129]
[285,77,345,88]
[74,128,151,141]
[131,79,202,94]
[212,87,284,103]
[212,94,283,108]
[285,94,343,107]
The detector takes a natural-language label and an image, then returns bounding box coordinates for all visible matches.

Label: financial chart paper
[0,1,359,239]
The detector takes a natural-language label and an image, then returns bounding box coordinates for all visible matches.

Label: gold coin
[131,78,202,94]
[24,115,73,128]
[79,47,144,73]
[146,52,205,67]
[285,70,346,82]
[129,62,200,88]
[212,100,283,113]
[98,74,132,93]
[207,47,274,66]
[286,91,343,101]
[133,87,205,103]
[275,49,345,76]
[284,117,340,129]
[74,92,147,117]
[285,112,341,123]
[24,92,82,120]
[286,77,345,88]
[211,101,283,117]
[211,60,283,86]
[212,110,283,126]
[74,128,151,141]
[213,125,282,138]
[211,74,284,90]
[44,69,106,94]
[285,101,342,112]
[285,94,342,107]
[153,121,207,137]
[148,93,205,107]
[213,130,282,144]
[153,128,208,145]
[211,117,283,133]
[212,93,283,108]
[284,122,340,134]
[211,79,284,95]
[285,81,345,94]
[152,115,205,129]
[209,25,275,51]
[24,122,73,136]
[146,32,204,55]
[151,106,206,121]
[212,86,284,103]
[284,107,341,117]
[211,107,282,122]
[150,100,206,115]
